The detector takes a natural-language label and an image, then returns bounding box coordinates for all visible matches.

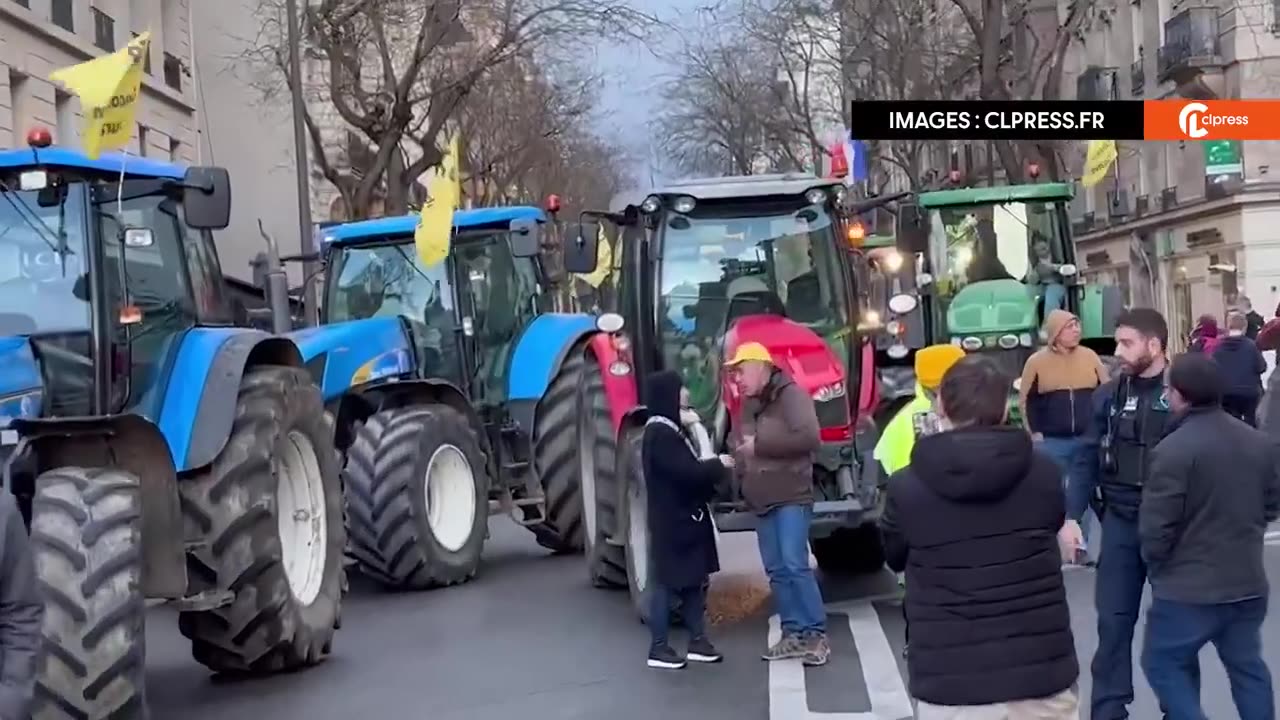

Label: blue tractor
[284,208,619,590]
[0,134,346,718]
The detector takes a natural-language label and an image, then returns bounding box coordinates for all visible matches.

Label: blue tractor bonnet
[320,206,545,247]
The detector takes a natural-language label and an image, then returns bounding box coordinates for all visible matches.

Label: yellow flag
[575,224,613,288]
[415,134,461,267]
[49,32,150,159]
[1081,140,1118,188]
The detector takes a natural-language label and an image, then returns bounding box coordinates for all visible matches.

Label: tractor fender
[585,332,639,433]
[13,413,187,599]
[158,328,304,473]
[331,378,490,460]
[507,313,598,403]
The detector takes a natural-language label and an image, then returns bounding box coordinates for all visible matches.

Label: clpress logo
[1178,102,1210,139]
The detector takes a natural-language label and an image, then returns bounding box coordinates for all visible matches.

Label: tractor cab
[0,132,231,427]
[317,207,546,409]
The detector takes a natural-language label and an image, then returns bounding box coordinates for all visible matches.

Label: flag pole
[286,0,317,326]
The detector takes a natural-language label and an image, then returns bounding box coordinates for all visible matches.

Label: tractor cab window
[454,230,540,405]
[326,242,461,387]
[0,184,93,415]
[97,192,198,414]
[658,202,850,415]
[926,201,1069,374]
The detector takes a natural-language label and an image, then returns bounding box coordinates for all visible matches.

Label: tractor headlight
[805,188,828,205]
[671,195,696,213]
[997,334,1019,349]
[812,381,847,403]
[960,336,982,351]
[1020,333,1033,347]
[608,361,631,376]
[640,195,661,214]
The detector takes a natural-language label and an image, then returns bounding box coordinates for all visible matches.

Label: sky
[592,0,705,190]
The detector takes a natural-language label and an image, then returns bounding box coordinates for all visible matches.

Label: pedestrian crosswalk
[767,598,913,720]
[1266,530,1280,546]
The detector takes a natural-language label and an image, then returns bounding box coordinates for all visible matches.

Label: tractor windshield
[659,201,850,411]
[0,186,90,336]
[326,241,461,385]
[925,200,1070,373]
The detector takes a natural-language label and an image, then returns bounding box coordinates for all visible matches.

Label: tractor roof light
[671,195,696,213]
[545,194,562,213]
[26,126,52,149]
[846,222,866,247]
[640,195,661,214]
[805,187,828,205]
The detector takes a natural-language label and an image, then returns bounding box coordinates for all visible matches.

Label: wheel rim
[423,444,477,553]
[626,440,648,594]
[577,386,599,546]
[275,430,329,606]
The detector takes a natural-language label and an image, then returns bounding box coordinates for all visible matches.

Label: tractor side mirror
[509,218,541,257]
[563,222,599,274]
[183,166,231,230]
[895,203,929,255]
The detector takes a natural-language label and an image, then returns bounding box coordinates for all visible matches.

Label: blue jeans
[1030,281,1068,313]
[756,504,826,636]
[1038,435,1097,552]
[1092,512,1148,720]
[1143,596,1274,720]
[648,583,708,651]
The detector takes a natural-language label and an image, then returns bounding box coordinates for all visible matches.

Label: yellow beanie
[915,344,967,390]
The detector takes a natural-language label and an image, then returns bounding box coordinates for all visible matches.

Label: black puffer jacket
[879,426,1078,706]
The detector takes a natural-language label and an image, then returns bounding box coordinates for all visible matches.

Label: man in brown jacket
[725,342,828,665]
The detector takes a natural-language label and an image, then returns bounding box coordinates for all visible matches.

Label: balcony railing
[1130,60,1145,96]
[1076,66,1118,101]
[1158,7,1223,82]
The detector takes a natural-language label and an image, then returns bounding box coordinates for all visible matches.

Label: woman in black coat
[641,370,731,670]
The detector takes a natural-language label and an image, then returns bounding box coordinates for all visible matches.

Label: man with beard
[1059,308,1173,720]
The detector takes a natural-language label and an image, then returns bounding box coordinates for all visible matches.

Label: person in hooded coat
[641,370,731,670]
[1189,314,1222,354]
[879,355,1079,719]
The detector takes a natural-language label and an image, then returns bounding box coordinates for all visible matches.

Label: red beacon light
[1027,161,1041,179]
[545,194,562,214]
[947,169,963,184]
[26,126,53,149]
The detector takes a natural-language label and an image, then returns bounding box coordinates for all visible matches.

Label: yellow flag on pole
[575,225,613,288]
[49,32,150,159]
[1081,140,1118,188]
[415,134,461,267]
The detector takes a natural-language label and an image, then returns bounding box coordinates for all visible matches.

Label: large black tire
[579,348,626,588]
[344,405,490,589]
[529,346,586,553]
[617,426,653,620]
[812,523,886,575]
[178,365,346,674]
[32,467,145,720]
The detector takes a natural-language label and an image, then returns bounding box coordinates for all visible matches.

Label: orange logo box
[1144,100,1280,141]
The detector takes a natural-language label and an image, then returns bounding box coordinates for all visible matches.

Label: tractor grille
[976,346,1034,383]
[815,396,850,429]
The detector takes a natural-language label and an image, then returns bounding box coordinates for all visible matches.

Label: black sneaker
[647,644,686,669]
[686,637,723,663]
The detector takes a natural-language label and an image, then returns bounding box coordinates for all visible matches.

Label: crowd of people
[640,302,1279,720]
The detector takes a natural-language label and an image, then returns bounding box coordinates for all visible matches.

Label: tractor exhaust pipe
[258,220,294,334]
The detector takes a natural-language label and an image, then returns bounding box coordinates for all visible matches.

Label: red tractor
[562,174,890,617]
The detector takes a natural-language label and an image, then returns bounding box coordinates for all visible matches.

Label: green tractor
[893,182,1125,419]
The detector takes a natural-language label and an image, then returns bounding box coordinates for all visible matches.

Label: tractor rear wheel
[529,345,586,553]
[179,365,346,674]
[32,466,145,720]
[344,405,489,589]
[579,347,626,588]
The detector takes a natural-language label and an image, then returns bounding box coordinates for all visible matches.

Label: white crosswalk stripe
[768,599,914,720]
[1265,530,1280,546]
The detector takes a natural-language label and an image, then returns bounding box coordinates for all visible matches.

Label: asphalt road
[144,521,1280,720]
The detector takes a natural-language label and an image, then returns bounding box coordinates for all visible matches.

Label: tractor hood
[0,336,45,426]
[722,315,849,437]
[946,278,1037,336]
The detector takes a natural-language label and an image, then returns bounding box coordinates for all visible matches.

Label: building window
[92,8,116,51]
[168,137,181,162]
[137,124,148,157]
[162,53,182,91]
[130,33,152,74]
[11,0,30,9]
[50,0,73,32]
[55,90,78,145]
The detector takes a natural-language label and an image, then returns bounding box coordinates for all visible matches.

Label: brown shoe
[802,634,831,666]
[761,633,806,661]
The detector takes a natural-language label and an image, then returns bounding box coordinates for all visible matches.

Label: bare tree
[245,0,654,219]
